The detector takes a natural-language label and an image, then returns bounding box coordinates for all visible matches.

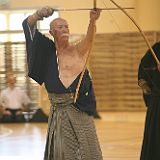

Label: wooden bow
[73,0,97,103]
[110,0,160,65]
[74,0,160,103]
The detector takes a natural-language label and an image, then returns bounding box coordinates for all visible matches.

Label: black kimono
[138,42,160,160]
[22,18,103,160]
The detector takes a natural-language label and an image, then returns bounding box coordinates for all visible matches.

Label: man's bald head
[50,18,68,29]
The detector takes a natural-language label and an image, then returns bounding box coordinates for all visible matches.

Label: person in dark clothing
[138,41,160,160]
[23,6,103,160]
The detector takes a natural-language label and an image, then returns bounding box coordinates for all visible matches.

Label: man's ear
[49,30,54,36]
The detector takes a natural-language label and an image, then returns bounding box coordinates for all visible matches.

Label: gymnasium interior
[0,0,160,160]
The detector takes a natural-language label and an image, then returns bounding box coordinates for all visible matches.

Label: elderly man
[23,6,103,160]
[0,73,31,122]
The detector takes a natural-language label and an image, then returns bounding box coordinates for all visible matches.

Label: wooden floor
[0,112,146,160]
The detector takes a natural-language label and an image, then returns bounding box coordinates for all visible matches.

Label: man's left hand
[90,9,101,21]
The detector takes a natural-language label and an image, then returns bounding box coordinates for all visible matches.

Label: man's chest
[58,55,84,72]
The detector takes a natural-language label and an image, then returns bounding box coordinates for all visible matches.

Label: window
[0,34,8,43]
[9,13,26,30]
[0,10,59,42]
[10,33,25,42]
[0,9,59,104]
[0,14,7,31]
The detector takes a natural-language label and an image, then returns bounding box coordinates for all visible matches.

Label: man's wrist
[32,12,43,21]
[90,19,96,24]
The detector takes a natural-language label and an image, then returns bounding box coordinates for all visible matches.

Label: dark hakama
[44,93,102,160]
[138,42,160,160]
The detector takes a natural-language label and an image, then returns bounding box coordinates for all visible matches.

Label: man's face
[49,18,70,42]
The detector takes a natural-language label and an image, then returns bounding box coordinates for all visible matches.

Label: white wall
[136,0,160,31]
[1,0,160,33]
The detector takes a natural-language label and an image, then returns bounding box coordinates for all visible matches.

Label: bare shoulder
[74,40,88,58]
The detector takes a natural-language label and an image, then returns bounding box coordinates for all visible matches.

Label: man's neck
[57,40,69,49]
[8,85,15,90]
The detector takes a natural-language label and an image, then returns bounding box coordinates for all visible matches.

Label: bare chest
[56,48,85,88]
[58,54,84,75]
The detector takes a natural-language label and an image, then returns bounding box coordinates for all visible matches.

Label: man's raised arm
[76,9,101,57]
[27,6,53,28]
